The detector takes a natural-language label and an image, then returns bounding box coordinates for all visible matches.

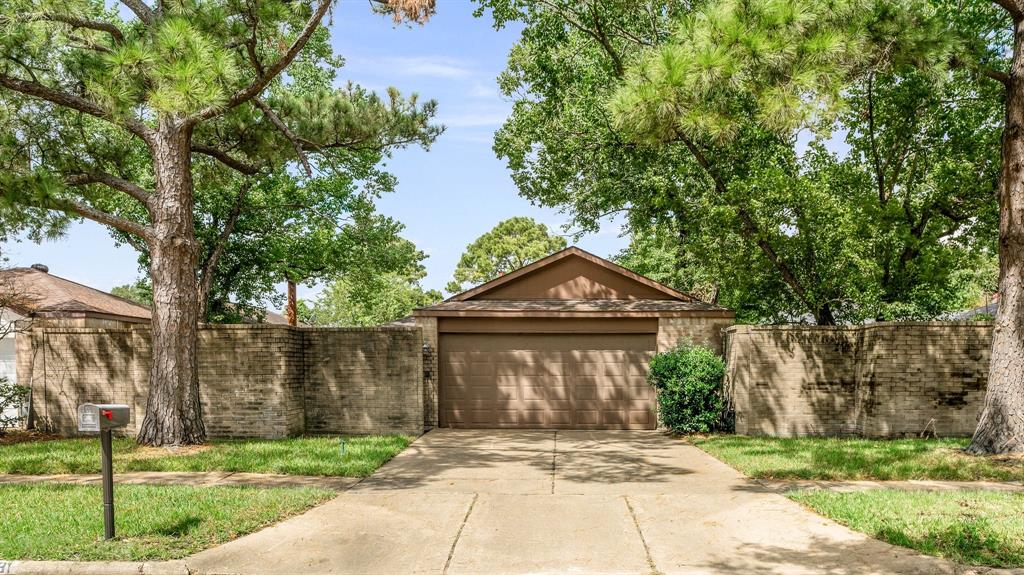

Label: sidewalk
[0,471,359,490]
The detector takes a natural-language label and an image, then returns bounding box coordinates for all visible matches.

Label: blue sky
[1,2,628,306]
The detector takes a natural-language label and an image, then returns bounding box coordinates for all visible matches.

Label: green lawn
[0,483,333,561]
[0,435,413,477]
[790,489,1024,568]
[692,435,1023,481]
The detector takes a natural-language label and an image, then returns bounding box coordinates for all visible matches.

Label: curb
[0,560,189,575]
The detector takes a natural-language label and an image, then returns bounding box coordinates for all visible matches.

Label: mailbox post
[77,403,130,540]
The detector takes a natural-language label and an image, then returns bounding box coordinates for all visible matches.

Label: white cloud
[469,82,498,98]
[370,56,474,79]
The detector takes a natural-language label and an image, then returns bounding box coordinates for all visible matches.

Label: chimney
[30,263,49,273]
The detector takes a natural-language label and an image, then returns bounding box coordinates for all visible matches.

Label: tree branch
[191,144,261,175]
[41,14,124,43]
[0,75,151,141]
[120,0,155,25]
[66,172,153,208]
[950,55,1011,87]
[982,67,1011,87]
[193,0,332,121]
[59,198,152,239]
[676,131,820,319]
[992,0,1024,20]
[254,98,312,176]
[534,0,624,77]
[198,181,251,317]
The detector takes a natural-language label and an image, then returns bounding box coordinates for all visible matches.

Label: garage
[414,247,734,430]
[440,332,656,429]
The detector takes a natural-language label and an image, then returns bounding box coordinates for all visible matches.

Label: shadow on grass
[153,516,203,537]
[695,436,1022,481]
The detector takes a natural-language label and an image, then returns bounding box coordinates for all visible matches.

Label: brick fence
[725,322,992,438]
[19,324,424,438]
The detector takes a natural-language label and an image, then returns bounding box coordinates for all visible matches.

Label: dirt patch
[131,444,214,459]
[0,429,62,446]
[991,452,1024,465]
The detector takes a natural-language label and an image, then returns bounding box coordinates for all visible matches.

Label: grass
[0,435,413,477]
[691,435,1023,481]
[0,483,333,561]
[790,489,1024,568]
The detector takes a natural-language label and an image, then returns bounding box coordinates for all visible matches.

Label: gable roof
[447,246,697,303]
[0,267,151,322]
[416,247,732,318]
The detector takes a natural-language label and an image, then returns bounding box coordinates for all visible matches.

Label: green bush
[0,377,29,433]
[647,344,726,433]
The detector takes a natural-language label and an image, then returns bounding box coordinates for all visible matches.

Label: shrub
[0,377,30,433]
[647,344,726,433]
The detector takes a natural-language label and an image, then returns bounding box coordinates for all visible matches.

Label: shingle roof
[0,267,151,322]
[416,299,730,315]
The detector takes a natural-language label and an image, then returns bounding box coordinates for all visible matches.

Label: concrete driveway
[189,430,985,575]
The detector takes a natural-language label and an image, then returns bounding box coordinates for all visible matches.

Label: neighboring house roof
[947,300,998,321]
[262,310,294,325]
[0,266,151,322]
[415,246,732,318]
[385,316,418,327]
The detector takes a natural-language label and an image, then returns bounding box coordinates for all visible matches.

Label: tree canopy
[446,216,567,293]
[477,0,1001,324]
[0,0,438,445]
[300,258,442,327]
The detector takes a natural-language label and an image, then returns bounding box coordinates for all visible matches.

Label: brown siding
[477,256,674,300]
[438,317,658,333]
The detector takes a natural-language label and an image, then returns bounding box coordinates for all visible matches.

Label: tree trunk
[286,279,297,326]
[136,119,206,446]
[969,17,1024,455]
[814,304,836,326]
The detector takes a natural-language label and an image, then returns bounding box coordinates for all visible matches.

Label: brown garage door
[439,333,657,429]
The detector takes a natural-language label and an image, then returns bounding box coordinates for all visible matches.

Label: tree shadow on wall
[730,324,992,439]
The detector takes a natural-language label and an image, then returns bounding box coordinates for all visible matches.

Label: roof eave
[412,309,736,319]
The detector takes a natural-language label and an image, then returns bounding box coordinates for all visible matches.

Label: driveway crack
[624,495,662,575]
[443,493,479,575]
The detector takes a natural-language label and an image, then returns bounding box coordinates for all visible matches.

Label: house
[413,246,735,430]
[947,295,998,321]
[0,264,150,426]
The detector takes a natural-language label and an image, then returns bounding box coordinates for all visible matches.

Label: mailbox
[78,403,131,540]
[77,404,130,432]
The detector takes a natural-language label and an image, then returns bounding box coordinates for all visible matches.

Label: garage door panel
[601,410,626,425]
[440,333,656,430]
[629,410,654,425]
[444,362,468,376]
[575,410,599,425]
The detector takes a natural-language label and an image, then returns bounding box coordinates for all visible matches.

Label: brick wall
[726,323,992,438]
[302,327,422,435]
[415,316,438,428]
[21,324,423,438]
[657,316,735,354]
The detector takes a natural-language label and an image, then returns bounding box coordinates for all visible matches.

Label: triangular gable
[449,247,696,302]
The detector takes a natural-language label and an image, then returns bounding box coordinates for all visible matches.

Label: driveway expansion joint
[623,495,663,575]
